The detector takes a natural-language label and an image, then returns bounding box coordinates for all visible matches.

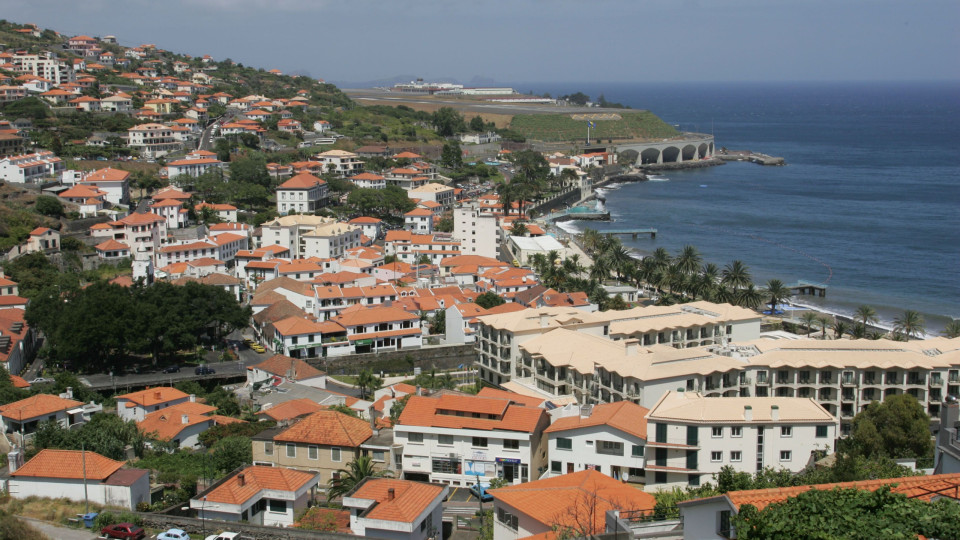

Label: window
[438,434,454,445]
[781,426,793,437]
[655,423,667,443]
[632,444,644,457]
[432,458,460,474]
[816,425,829,438]
[556,438,572,450]
[780,450,792,462]
[688,474,700,486]
[711,451,722,462]
[719,510,732,537]
[597,441,623,456]
[497,508,519,531]
[408,432,424,444]
[472,437,488,448]
[731,426,742,438]
[264,441,273,456]
[731,451,742,462]
[286,444,296,458]
[372,450,385,462]
[308,445,318,460]
[268,499,286,513]
[331,447,341,462]
[712,426,723,438]
[551,461,562,473]
[420,519,427,532]
[503,439,519,450]
[655,471,667,484]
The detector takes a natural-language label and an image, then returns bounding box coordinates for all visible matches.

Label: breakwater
[717,150,785,166]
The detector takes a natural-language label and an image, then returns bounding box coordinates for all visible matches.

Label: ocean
[513,81,960,334]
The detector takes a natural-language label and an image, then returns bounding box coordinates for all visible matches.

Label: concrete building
[315,150,363,177]
[343,478,447,540]
[191,466,320,527]
[116,387,192,422]
[127,123,182,158]
[453,207,498,259]
[259,215,360,259]
[409,183,456,209]
[0,151,64,183]
[404,208,433,234]
[276,172,328,215]
[644,391,837,490]
[0,394,85,442]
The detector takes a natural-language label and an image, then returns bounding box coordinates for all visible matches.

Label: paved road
[19,516,97,540]
[343,88,640,116]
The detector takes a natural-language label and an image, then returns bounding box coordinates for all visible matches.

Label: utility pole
[82,441,89,514]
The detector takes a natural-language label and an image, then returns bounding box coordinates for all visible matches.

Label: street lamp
[200,496,207,538]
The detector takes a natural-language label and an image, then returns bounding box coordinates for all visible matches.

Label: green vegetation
[510,111,678,142]
[847,394,934,466]
[197,420,277,448]
[31,414,146,460]
[327,455,393,502]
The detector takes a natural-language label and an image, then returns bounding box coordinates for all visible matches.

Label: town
[0,20,958,540]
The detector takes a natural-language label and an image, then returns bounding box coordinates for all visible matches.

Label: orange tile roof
[203,466,319,505]
[490,470,656,533]
[333,305,418,327]
[543,401,649,439]
[85,167,130,182]
[137,408,213,441]
[116,387,189,407]
[398,395,547,433]
[252,354,325,380]
[95,239,130,251]
[710,473,960,512]
[166,401,217,415]
[280,172,325,189]
[9,375,30,388]
[259,398,325,421]
[476,388,548,408]
[212,414,246,426]
[351,478,444,523]
[275,410,371,447]
[11,449,124,480]
[0,394,83,421]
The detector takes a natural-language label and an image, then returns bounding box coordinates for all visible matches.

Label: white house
[0,151,64,183]
[0,393,86,442]
[343,478,447,540]
[332,306,422,355]
[8,449,150,511]
[644,391,838,490]
[191,466,320,527]
[276,172,328,215]
[348,216,384,240]
[315,149,363,177]
[409,183,456,209]
[137,405,215,449]
[404,208,433,234]
[115,387,191,422]
[453,207,498,259]
[393,394,550,486]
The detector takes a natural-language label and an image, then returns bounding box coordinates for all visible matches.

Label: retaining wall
[308,344,476,376]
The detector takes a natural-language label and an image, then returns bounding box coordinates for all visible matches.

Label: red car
[101,523,146,539]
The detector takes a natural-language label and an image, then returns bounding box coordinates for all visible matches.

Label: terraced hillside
[510,111,679,142]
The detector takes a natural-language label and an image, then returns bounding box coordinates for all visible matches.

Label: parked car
[195,366,216,375]
[28,377,53,384]
[162,365,181,373]
[204,533,241,540]
[101,523,146,539]
[250,344,265,353]
[469,482,493,502]
[158,529,191,540]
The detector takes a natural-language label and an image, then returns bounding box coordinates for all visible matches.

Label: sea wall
[307,344,476,375]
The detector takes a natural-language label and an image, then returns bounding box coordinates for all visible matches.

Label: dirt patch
[352,98,514,128]
[72,160,161,174]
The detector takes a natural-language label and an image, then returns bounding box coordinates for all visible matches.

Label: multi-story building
[276,172,328,215]
[393,394,550,486]
[164,151,224,180]
[384,231,461,265]
[404,208,434,233]
[0,151,64,183]
[80,167,130,206]
[191,466,320,527]
[126,123,182,158]
[315,150,363,177]
[453,207,499,259]
[384,167,429,190]
[343,478,447,540]
[11,52,76,85]
[644,391,837,490]
[259,215,360,259]
[115,387,192,422]
[409,183,456,209]
[543,401,648,482]
[89,212,168,257]
[350,172,386,190]
[331,305,422,354]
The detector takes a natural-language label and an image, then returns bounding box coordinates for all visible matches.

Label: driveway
[19,517,97,540]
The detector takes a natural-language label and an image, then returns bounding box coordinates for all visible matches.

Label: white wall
[9,476,147,511]
[679,499,735,540]
[394,426,534,486]
[117,396,189,422]
[546,424,645,480]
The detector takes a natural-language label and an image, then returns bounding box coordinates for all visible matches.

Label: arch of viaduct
[617,134,715,165]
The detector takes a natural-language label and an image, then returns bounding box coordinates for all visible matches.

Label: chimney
[65,387,73,399]
[238,473,245,487]
[624,339,639,356]
[539,313,549,328]
[744,405,753,422]
[7,447,22,474]
[190,394,196,402]
[154,390,162,400]
[181,414,189,424]
[387,488,395,500]
[416,385,422,396]
[771,405,780,422]
[580,404,593,418]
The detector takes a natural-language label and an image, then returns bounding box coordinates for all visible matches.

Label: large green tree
[431,107,465,137]
[846,394,932,462]
[441,140,463,170]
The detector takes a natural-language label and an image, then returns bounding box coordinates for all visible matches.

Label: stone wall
[308,344,476,376]
[136,512,354,540]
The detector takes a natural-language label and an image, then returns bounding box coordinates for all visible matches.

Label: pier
[789,280,828,297]
[604,228,658,239]
[717,150,786,166]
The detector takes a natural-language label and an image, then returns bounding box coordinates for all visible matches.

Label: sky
[2,0,958,85]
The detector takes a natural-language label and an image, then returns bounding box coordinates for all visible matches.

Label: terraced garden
[510,111,680,142]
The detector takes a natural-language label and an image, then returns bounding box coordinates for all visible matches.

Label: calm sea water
[514,81,960,333]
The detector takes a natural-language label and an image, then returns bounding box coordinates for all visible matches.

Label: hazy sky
[3,0,957,84]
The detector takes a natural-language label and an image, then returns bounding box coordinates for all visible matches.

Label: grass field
[510,111,680,142]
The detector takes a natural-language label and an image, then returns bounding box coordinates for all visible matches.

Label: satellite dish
[622,472,630,482]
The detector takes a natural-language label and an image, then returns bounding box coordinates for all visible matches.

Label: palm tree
[579,228,602,255]
[608,245,633,281]
[893,310,926,341]
[832,320,849,339]
[734,284,763,310]
[589,256,611,282]
[649,247,672,272]
[674,245,702,276]
[764,279,791,314]
[800,312,820,336]
[496,182,514,217]
[854,305,879,331]
[327,455,393,502]
[356,369,381,400]
[817,315,832,339]
[721,260,752,290]
[713,285,734,304]
[944,320,960,339]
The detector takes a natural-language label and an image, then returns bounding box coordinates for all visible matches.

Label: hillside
[509,111,679,142]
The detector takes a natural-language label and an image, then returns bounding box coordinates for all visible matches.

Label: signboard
[355,339,373,346]
[496,457,521,464]
[465,461,496,476]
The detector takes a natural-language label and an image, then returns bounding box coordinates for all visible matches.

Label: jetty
[604,228,658,239]
[543,207,610,222]
[789,280,828,297]
[717,150,785,166]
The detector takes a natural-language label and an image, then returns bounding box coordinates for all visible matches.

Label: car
[28,377,53,384]
[204,533,241,540]
[243,338,254,346]
[195,366,216,375]
[250,344,266,353]
[162,365,181,373]
[101,523,146,539]
[469,482,493,502]
[158,529,191,540]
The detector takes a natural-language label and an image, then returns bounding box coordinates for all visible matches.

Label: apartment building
[259,215,360,259]
[276,172,328,215]
[126,123,182,158]
[315,150,363,177]
[331,305,422,354]
[644,391,837,490]
[384,231,461,265]
[0,151,64,183]
[350,172,386,190]
[90,212,168,256]
[164,151,225,180]
[393,394,550,486]
[404,208,434,233]
[409,183,456,209]
[453,207,499,259]
[11,52,76,85]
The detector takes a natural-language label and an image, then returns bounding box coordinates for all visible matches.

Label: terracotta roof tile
[0,394,83,421]
[259,398,324,421]
[117,387,189,407]
[543,401,649,439]
[252,354,325,380]
[203,466,318,505]
[11,449,124,480]
[274,410,371,447]
[398,395,546,433]
[350,478,444,523]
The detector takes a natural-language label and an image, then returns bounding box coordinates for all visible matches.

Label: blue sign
[496,457,521,464]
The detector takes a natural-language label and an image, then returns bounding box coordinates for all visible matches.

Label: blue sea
[514,81,960,334]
